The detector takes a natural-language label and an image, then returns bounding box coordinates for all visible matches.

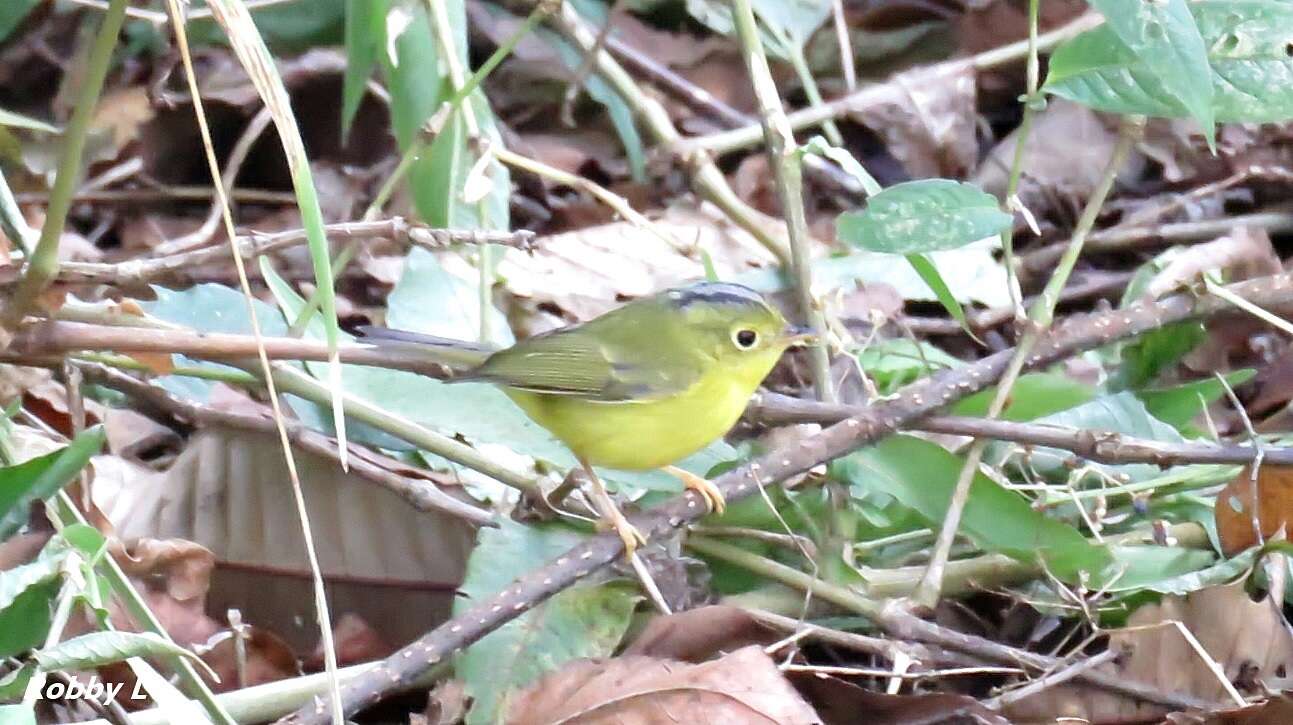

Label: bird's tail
[355,325,494,370]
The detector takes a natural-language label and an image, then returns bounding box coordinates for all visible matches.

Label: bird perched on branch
[361,281,813,556]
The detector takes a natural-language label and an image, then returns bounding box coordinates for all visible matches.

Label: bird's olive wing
[460,325,701,401]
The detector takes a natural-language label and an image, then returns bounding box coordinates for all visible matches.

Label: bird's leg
[663,465,726,515]
[579,458,646,558]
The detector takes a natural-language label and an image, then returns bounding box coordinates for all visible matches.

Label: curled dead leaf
[506,645,821,725]
[624,605,780,663]
[1216,465,1293,556]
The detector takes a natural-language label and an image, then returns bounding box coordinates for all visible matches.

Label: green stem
[0,167,34,256]
[786,45,843,147]
[998,0,1041,315]
[8,0,126,322]
[730,0,836,402]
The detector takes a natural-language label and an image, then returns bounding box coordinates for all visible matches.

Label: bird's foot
[596,506,647,558]
[664,465,727,515]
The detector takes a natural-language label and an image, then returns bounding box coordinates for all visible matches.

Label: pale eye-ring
[733,328,758,349]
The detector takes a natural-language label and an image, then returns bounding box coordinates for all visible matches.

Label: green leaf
[456,520,638,725]
[1085,0,1214,143]
[0,582,55,659]
[856,338,962,394]
[388,247,514,348]
[1004,391,1186,483]
[341,0,389,141]
[0,0,39,44]
[1115,321,1207,390]
[1047,0,1293,125]
[834,436,1111,580]
[0,547,63,616]
[836,179,1012,254]
[384,1,510,229]
[950,372,1096,422]
[1137,369,1256,431]
[143,283,288,402]
[1095,545,1218,592]
[685,0,831,59]
[33,631,203,672]
[905,253,978,342]
[0,665,33,701]
[186,0,345,52]
[0,428,105,540]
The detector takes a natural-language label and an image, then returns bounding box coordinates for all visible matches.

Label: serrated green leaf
[456,520,637,725]
[0,428,104,540]
[1085,0,1214,143]
[341,0,389,140]
[32,632,203,673]
[836,179,1012,254]
[1047,0,1293,125]
[834,435,1111,580]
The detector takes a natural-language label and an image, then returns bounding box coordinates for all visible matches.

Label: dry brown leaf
[505,645,821,725]
[104,408,182,465]
[1165,693,1293,724]
[788,670,1009,725]
[425,679,470,725]
[850,62,979,179]
[305,612,393,670]
[974,99,1143,225]
[91,87,155,155]
[497,201,779,327]
[624,605,780,663]
[1216,465,1293,556]
[1145,227,1282,300]
[1005,578,1293,722]
[201,624,300,692]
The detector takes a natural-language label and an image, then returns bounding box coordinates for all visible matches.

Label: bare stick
[750,394,1293,468]
[48,219,535,286]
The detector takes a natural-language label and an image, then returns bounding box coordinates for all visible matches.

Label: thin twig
[151,106,274,255]
[47,219,534,286]
[673,13,1102,158]
[985,649,1118,709]
[278,274,1293,724]
[749,394,1293,467]
[547,2,793,266]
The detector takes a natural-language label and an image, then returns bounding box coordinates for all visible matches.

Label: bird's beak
[781,324,817,347]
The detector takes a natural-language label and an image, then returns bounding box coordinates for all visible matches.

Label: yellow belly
[504,369,753,471]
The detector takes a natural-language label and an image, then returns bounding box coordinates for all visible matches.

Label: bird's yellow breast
[504,350,779,471]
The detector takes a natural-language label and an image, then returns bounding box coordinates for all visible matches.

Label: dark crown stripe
[671,282,766,309]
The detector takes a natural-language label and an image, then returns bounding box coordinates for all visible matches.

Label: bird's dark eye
[734,329,758,349]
